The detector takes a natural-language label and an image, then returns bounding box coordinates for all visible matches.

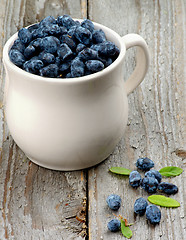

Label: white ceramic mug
[3,20,150,170]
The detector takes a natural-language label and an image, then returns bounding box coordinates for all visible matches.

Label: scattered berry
[145,170,162,183]
[146,205,161,225]
[141,177,159,193]
[136,157,154,171]
[134,197,148,216]
[129,171,142,188]
[107,219,121,232]
[158,182,178,195]
[106,194,121,211]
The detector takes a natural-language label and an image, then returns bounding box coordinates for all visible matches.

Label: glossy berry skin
[11,39,25,54]
[146,205,161,225]
[41,36,60,54]
[23,59,44,74]
[60,34,76,51]
[145,170,162,183]
[24,45,36,59]
[57,14,76,30]
[129,171,142,188]
[81,19,94,33]
[38,51,55,65]
[98,41,118,57]
[76,43,86,53]
[107,219,121,232]
[92,29,106,43]
[18,28,32,44]
[85,60,104,73]
[106,194,121,211]
[71,57,85,77]
[136,157,154,171]
[141,177,159,193]
[9,49,25,68]
[158,182,178,195]
[75,26,92,45]
[39,16,56,27]
[134,197,148,216]
[39,64,58,78]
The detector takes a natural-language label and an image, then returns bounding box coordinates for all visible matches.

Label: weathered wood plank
[0,1,88,239]
[88,0,186,239]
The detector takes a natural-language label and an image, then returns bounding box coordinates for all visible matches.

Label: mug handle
[122,34,150,95]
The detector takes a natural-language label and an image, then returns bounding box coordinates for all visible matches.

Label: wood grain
[0,1,87,239]
[0,0,185,240]
[88,0,186,239]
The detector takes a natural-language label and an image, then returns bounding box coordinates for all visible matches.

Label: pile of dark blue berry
[129,157,178,195]
[106,157,179,232]
[9,15,120,78]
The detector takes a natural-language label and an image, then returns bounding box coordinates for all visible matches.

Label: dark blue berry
[75,26,92,45]
[146,205,161,225]
[71,57,85,78]
[28,23,39,33]
[107,219,121,232]
[85,60,104,73]
[29,38,43,52]
[92,29,106,43]
[9,49,25,67]
[129,171,142,188]
[136,157,154,171]
[141,177,159,193]
[10,39,26,54]
[78,48,98,61]
[45,24,62,36]
[39,16,56,27]
[59,61,71,73]
[23,59,44,74]
[158,182,178,195]
[41,36,60,54]
[55,57,61,66]
[39,64,58,78]
[76,43,86,53]
[145,170,162,183]
[57,15,76,30]
[57,43,73,61]
[106,194,121,211]
[98,41,118,57]
[65,72,72,78]
[32,27,49,39]
[18,28,32,44]
[134,197,148,216]
[67,26,78,40]
[60,34,76,51]
[81,19,94,32]
[97,55,112,67]
[38,51,55,65]
[24,45,36,59]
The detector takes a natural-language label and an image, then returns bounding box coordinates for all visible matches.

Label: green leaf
[159,166,183,177]
[148,195,180,207]
[120,219,132,239]
[109,167,132,175]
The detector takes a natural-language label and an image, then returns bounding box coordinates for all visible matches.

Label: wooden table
[0,1,185,239]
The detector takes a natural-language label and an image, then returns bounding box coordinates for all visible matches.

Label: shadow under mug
[3,20,150,171]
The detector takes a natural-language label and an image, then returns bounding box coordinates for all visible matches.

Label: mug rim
[3,19,126,84]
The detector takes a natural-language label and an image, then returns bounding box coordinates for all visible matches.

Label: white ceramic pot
[3,20,149,170]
